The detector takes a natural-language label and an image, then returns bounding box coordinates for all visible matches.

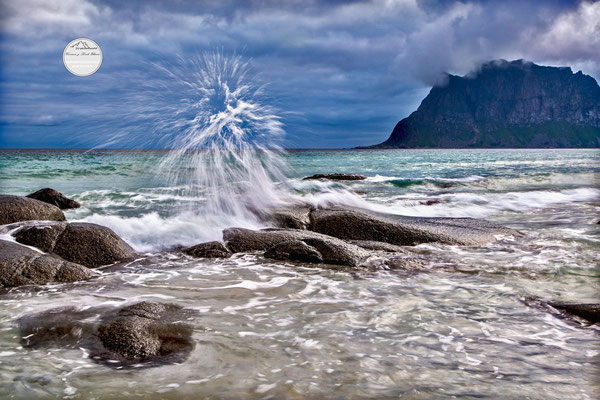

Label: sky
[0,0,599,149]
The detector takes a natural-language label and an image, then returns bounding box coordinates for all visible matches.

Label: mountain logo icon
[70,40,98,50]
[63,38,102,76]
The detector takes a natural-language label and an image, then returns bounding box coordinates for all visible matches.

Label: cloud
[1,0,109,36]
[532,1,600,75]
[0,0,599,148]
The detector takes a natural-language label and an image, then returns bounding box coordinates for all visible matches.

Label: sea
[0,148,599,399]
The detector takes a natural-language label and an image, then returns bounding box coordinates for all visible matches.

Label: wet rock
[309,207,520,246]
[524,297,600,325]
[19,306,98,348]
[419,199,442,206]
[183,241,231,258]
[348,240,406,252]
[0,195,65,225]
[303,173,367,181]
[0,240,95,287]
[264,240,323,263]
[15,222,136,268]
[546,302,600,324]
[26,188,80,210]
[384,256,428,272]
[19,302,195,368]
[269,205,313,229]
[96,302,194,365]
[224,227,369,267]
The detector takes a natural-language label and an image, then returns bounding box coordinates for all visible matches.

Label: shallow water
[0,149,599,399]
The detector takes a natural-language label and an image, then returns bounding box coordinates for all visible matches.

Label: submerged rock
[0,240,95,287]
[224,227,369,267]
[26,188,80,210]
[19,302,195,368]
[309,207,519,246]
[19,306,98,348]
[15,222,136,268]
[524,297,600,325]
[0,195,65,225]
[303,173,367,181]
[547,302,600,324]
[183,241,231,258]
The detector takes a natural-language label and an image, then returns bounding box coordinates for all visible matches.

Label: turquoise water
[0,148,599,399]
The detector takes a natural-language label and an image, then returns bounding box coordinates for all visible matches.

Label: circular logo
[63,38,102,76]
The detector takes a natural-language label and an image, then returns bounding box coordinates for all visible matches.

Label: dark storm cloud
[0,0,598,148]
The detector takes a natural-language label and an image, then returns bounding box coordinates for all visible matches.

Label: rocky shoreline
[0,188,597,368]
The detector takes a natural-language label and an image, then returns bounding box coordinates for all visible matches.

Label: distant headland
[363,60,600,148]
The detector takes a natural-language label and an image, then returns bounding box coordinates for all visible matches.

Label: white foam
[76,211,264,252]
[370,187,600,218]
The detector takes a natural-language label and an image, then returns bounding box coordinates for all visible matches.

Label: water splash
[152,53,289,220]
[85,52,365,249]
[92,52,295,247]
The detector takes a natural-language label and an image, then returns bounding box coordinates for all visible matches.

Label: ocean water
[0,148,599,399]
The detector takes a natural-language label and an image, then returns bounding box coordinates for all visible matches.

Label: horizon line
[1,147,598,151]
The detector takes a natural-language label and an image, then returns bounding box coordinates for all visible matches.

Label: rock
[309,207,520,246]
[547,302,600,324]
[303,173,367,181]
[419,199,442,206]
[0,240,95,287]
[26,188,80,210]
[19,302,195,368]
[384,256,428,272]
[183,241,231,258]
[19,306,98,348]
[366,59,600,149]
[264,240,323,263]
[269,205,312,229]
[224,227,369,267]
[347,240,406,252]
[97,302,194,365]
[15,222,136,268]
[0,195,65,225]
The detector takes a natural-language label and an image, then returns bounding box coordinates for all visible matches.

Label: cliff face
[375,60,600,148]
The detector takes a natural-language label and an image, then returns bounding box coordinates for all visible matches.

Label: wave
[72,187,598,252]
[366,174,486,188]
[76,211,265,253]
[370,187,600,218]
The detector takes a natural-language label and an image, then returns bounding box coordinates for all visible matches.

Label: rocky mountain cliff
[370,60,600,148]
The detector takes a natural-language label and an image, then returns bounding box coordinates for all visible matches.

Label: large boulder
[19,302,195,368]
[303,173,366,181]
[0,240,95,287]
[309,207,520,246]
[183,241,231,258]
[15,222,136,268]
[0,195,65,225]
[26,188,80,209]
[223,227,369,267]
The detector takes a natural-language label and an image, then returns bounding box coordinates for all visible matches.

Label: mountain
[369,60,600,148]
